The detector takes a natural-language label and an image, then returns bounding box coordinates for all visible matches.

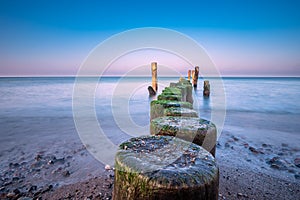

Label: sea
[1,77,300,147]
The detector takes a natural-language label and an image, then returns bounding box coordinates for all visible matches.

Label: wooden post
[191,70,195,84]
[151,62,158,92]
[203,80,210,97]
[193,66,199,87]
[113,136,219,200]
[187,70,191,81]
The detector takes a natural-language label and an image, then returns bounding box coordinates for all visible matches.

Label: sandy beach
[0,112,299,199]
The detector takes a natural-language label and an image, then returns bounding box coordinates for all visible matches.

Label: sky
[0,0,300,76]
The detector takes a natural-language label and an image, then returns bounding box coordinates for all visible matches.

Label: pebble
[29,185,37,192]
[262,143,268,147]
[35,154,42,161]
[270,164,280,169]
[13,188,20,194]
[237,192,243,197]
[105,165,111,170]
[243,143,249,148]
[48,160,54,165]
[249,146,259,154]
[267,157,287,170]
[9,163,20,168]
[62,170,70,177]
[294,158,300,168]
[7,192,16,198]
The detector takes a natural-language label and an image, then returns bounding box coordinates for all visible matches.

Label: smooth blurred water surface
[1,76,299,146]
[1,77,299,118]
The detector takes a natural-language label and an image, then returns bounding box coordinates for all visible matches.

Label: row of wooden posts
[151,62,210,96]
[113,72,219,199]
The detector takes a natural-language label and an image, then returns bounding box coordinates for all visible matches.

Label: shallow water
[1,77,299,138]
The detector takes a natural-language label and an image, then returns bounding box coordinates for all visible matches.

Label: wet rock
[105,165,111,170]
[267,157,287,170]
[12,176,20,181]
[288,169,296,173]
[13,188,20,195]
[237,192,243,197]
[243,143,249,148]
[225,142,230,148]
[249,146,259,154]
[295,174,300,179]
[48,160,54,165]
[65,193,72,198]
[7,192,16,198]
[262,143,268,147]
[35,154,42,161]
[3,181,12,186]
[294,158,300,168]
[9,162,20,168]
[28,185,37,192]
[0,187,5,191]
[62,170,70,177]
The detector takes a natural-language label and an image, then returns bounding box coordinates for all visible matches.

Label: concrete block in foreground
[113,135,219,200]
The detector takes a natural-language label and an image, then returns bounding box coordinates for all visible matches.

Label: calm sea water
[1,77,299,118]
[0,77,300,143]
[1,76,299,148]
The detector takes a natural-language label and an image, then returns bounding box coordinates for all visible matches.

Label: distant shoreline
[0,75,300,78]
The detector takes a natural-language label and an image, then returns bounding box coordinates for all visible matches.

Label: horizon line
[0,75,299,78]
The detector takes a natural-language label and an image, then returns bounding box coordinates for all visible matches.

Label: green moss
[164,107,198,117]
[113,136,219,200]
[150,117,216,154]
[162,87,182,95]
[150,100,193,109]
[158,94,182,101]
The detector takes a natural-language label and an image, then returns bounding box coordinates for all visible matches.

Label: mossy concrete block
[150,100,193,120]
[113,135,219,200]
[164,107,198,118]
[169,81,193,104]
[162,87,182,95]
[178,78,192,86]
[158,94,182,101]
[150,117,217,156]
[173,85,187,102]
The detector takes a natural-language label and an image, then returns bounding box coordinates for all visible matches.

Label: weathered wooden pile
[113,77,219,200]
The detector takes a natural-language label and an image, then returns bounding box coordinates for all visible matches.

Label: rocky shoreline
[1,128,299,200]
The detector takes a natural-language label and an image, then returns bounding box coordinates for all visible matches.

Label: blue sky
[0,0,300,76]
